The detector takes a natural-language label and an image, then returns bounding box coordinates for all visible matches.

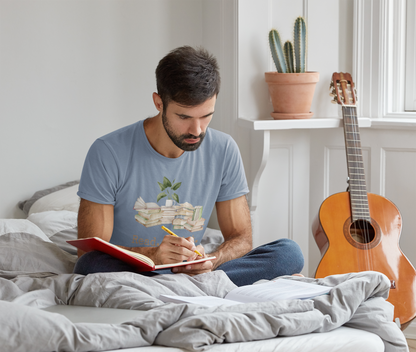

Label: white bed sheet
[43,305,385,352]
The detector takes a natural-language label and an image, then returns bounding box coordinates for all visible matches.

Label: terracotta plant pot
[264,71,319,119]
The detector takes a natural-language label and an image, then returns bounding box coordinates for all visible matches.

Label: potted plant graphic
[157,177,181,203]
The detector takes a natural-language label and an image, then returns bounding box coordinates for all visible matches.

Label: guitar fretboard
[342,106,370,222]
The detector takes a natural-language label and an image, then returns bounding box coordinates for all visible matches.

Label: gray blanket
[0,233,409,352]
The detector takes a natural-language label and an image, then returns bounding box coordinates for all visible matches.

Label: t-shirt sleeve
[216,137,249,202]
[77,139,120,205]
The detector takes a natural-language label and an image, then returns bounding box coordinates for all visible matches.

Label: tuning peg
[329,88,337,97]
[329,80,334,89]
[331,97,338,104]
[354,89,358,101]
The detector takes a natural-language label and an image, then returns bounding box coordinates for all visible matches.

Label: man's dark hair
[156,46,221,111]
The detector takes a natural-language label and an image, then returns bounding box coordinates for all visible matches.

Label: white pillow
[28,211,78,255]
[0,219,52,243]
[27,211,77,238]
[29,184,80,216]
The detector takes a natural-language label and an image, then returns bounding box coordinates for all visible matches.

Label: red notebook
[67,237,215,272]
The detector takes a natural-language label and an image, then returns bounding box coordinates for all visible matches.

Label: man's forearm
[77,199,114,257]
[212,196,253,269]
[209,232,252,269]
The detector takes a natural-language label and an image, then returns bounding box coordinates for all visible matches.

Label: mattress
[43,305,385,352]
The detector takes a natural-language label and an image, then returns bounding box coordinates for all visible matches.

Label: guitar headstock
[330,72,357,106]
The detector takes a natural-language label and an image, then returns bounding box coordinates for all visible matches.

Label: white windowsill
[370,118,416,130]
[238,116,372,131]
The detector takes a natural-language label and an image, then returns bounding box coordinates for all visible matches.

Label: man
[74,46,303,286]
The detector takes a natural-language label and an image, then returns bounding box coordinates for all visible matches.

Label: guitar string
[341,91,359,269]
[349,103,372,272]
[346,104,361,269]
[341,83,372,272]
[346,104,364,271]
[347,104,370,271]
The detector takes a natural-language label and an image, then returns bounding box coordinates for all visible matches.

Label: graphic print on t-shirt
[133,176,205,233]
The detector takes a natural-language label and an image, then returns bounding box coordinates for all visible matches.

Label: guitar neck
[342,106,370,222]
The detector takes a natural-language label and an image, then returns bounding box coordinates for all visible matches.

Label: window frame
[405,0,416,111]
[353,0,416,119]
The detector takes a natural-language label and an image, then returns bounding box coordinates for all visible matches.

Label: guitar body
[313,191,416,329]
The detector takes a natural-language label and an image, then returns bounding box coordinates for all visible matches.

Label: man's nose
[189,120,202,137]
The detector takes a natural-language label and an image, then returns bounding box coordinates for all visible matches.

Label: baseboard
[404,321,416,339]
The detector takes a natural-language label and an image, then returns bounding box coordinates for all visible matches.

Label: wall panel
[383,148,416,268]
[254,129,310,274]
[256,146,291,246]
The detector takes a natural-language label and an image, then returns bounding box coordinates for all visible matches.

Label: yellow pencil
[161,226,203,257]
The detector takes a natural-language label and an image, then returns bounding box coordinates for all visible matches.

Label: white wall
[0,0,206,218]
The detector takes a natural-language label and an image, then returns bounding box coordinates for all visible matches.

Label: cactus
[269,29,287,73]
[283,41,294,73]
[294,16,307,73]
[268,16,307,73]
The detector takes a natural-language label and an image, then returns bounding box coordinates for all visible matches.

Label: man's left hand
[171,242,214,275]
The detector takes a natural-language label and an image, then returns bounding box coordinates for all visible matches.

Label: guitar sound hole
[350,220,375,244]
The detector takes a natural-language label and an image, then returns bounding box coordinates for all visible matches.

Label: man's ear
[152,93,163,112]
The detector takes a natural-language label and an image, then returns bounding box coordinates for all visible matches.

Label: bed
[0,181,409,352]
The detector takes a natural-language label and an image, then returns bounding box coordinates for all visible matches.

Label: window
[354,0,416,119]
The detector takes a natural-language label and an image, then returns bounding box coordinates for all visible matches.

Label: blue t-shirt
[78,119,249,248]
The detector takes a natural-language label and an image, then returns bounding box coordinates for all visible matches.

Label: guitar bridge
[390,280,396,289]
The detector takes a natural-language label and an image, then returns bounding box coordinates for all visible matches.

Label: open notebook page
[159,279,332,307]
[225,279,332,303]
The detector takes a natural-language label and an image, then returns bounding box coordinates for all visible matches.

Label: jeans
[73,238,304,286]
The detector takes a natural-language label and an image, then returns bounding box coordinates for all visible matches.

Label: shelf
[238,116,416,131]
[238,117,372,131]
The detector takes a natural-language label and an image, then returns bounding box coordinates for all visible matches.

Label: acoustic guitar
[312,72,416,330]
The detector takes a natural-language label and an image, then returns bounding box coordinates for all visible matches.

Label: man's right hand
[153,234,202,265]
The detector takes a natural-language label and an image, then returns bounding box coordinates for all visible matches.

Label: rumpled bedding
[0,231,409,352]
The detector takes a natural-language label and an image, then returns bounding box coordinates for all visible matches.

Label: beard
[162,111,206,151]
